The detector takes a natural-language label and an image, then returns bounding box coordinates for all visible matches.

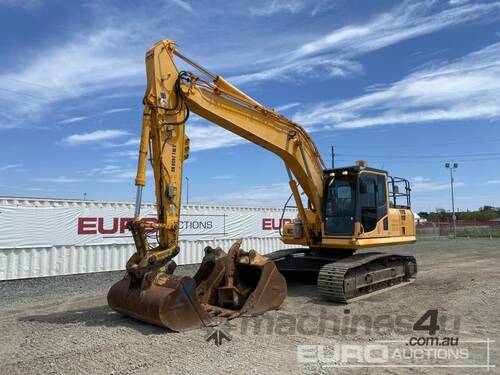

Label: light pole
[445,162,458,239]
[185,176,189,205]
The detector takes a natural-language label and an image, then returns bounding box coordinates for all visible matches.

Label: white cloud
[24,187,47,192]
[57,108,132,126]
[449,0,469,5]
[58,116,88,124]
[2,0,497,130]
[193,182,291,207]
[100,116,243,154]
[187,121,244,152]
[81,164,138,183]
[0,0,41,9]
[101,137,140,148]
[62,130,130,145]
[98,171,136,181]
[234,1,500,84]
[411,176,463,193]
[185,156,198,164]
[250,0,334,17]
[0,23,144,128]
[80,162,152,183]
[97,169,153,183]
[111,150,138,159]
[299,1,500,61]
[250,0,307,17]
[486,180,500,185]
[0,183,46,192]
[291,1,498,59]
[170,0,194,13]
[103,108,132,115]
[211,174,236,180]
[230,56,363,85]
[293,41,500,129]
[0,163,23,172]
[275,102,301,112]
[87,165,122,176]
[33,176,84,183]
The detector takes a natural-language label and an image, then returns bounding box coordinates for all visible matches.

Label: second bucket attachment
[193,240,287,318]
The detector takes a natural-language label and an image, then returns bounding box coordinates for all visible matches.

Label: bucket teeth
[202,304,239,318]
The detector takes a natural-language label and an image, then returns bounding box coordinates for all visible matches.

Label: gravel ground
[1,239,499,374]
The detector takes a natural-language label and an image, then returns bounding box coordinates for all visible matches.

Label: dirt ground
[1,239,498,375]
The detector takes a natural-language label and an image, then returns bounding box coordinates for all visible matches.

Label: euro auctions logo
[297,341,494,369]
[77,217,158,235]
[77,217,216,235]
[297,344,391,365]
[262,218,292,230]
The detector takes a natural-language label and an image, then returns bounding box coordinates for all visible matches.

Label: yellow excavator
[107,40,417,331]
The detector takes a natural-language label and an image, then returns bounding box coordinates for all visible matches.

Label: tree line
[418,206,500,222]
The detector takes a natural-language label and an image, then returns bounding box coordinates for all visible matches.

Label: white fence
[0,197,298,280]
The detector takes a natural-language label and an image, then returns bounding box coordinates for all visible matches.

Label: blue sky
[1,0,500,212]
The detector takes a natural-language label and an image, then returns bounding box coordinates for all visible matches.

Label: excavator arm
[127,40,326,275]
[125,41,191,277]
[108,40,301,330]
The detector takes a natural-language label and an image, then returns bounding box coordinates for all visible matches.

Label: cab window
[324,176,356,236]
[359,173,387,233]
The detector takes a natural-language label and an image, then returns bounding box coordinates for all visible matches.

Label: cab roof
[323,166,388,175]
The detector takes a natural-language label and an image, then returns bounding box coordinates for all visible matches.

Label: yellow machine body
[107,39,416,331]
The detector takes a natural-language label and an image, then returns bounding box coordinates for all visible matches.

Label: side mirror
[393,185,400,194]
[359,181,368,194]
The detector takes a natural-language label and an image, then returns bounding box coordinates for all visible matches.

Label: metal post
[450,167,456,239]
[331,146,335,169]
[185,176,189,205]
[445,163,458,239]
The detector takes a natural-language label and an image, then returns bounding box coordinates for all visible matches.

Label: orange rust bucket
[108,272,214,331]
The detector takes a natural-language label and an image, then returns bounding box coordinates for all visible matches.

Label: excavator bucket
[108,270,214,332]
[237,259,288,316]
[108,241,287,331]
[194,241,287,318]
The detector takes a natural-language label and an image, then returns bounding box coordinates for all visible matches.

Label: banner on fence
[0,199,297,248]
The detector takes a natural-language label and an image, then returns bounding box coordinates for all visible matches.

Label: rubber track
[317,252,416,303]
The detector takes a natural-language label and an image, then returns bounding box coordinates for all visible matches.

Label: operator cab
[323,161,411,237]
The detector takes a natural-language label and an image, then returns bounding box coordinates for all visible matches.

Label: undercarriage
[268,248,417,303]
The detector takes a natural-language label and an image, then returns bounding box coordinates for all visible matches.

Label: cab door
[324,176,356,236]
[358,172,388,234]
